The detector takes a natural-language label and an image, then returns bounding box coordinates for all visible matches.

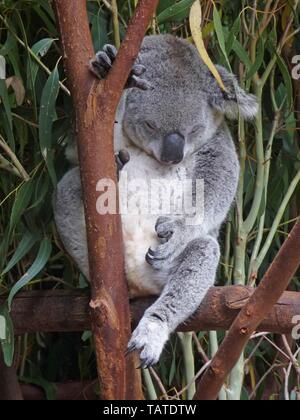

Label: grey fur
[53,35,258,367]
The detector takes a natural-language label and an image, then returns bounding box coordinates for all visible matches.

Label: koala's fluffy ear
[208,65,258,120]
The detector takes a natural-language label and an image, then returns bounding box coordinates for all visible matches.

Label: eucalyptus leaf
[1,230,39,275]
[213,6,231,71]
[39,65,60,186]
[8,238,52,310]
[276,54,293,111]
[9,180,34,233]
[157,0,195,24]
[26,38,56,91]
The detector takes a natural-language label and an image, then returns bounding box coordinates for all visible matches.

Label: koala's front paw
[146,217,183,269]
[127,316,169,367]
[90,44,152,90]
[115,149,130,179]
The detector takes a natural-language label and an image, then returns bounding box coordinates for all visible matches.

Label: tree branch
[194,217,300,400]
[53,0,158,400]
[0,349,23,401]
[3,287,300,336]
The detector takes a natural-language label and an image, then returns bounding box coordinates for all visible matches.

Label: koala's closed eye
[190,124,203,135]
[144,121,158,131]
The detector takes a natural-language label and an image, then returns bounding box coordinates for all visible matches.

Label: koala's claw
[145,247,156,261]
[90,44,152,90]
[146,245,173,270]
[125,342,137,357]
[129,75,153,91]
[103,44,118,61]
[146,245,169,268]
[127,317,169,367]
[146,217,183,269]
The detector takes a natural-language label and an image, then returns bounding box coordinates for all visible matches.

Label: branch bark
[194,217,300,400]
[0,349,23,400]
[3,287,300,335]
[21,381,97,401]
[53,0,158,399]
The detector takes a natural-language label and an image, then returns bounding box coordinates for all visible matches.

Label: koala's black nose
[161,132,185,164]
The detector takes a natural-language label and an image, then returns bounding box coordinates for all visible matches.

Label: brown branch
[0,349,23,400]
[3,287,300,335]
[21,381,97,401]
[53,0,158,399]
[194,217,300,400]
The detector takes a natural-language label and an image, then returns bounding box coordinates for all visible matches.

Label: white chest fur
[118,146,189,297]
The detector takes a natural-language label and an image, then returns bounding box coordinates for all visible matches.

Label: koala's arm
[128,234,220,367]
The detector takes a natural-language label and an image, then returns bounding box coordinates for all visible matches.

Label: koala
[53,35,258,368]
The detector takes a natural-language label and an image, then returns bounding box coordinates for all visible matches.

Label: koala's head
[123,35,258,165]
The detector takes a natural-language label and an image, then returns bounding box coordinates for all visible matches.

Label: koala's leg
[53,167,89,279]
[128,235,220,367]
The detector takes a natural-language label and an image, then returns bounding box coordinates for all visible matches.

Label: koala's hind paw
[127,317,169,368]
[90,44,152,90]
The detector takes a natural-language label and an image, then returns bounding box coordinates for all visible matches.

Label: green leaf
[0,79,15,150]
[27,38,56,90]
[9,180,34,233]
[213,6,231,71]
[256,187,266,221]
[0,78,10,124]
[81,331,92,342]
[246,37,265,80]
[0,227,11,273]
[276,54,293,111]
[157,0,195,24]
[32,1,58,35]
[8,237,52,310]
[39,65,60,186]
[91,15,109,52]
[168,351,176,386]
[0,305,14,367]
[225,16,241,55]
[1,231,39,275]
[232,39,252,70]
[157,0,175,15]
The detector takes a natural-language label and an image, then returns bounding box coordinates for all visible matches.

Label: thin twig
[192,332,210,363]
[0,134,29,181]
[111,0,121,48]
[282,336,300,376]
[149,367,169,400]
[0,153,21,177]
